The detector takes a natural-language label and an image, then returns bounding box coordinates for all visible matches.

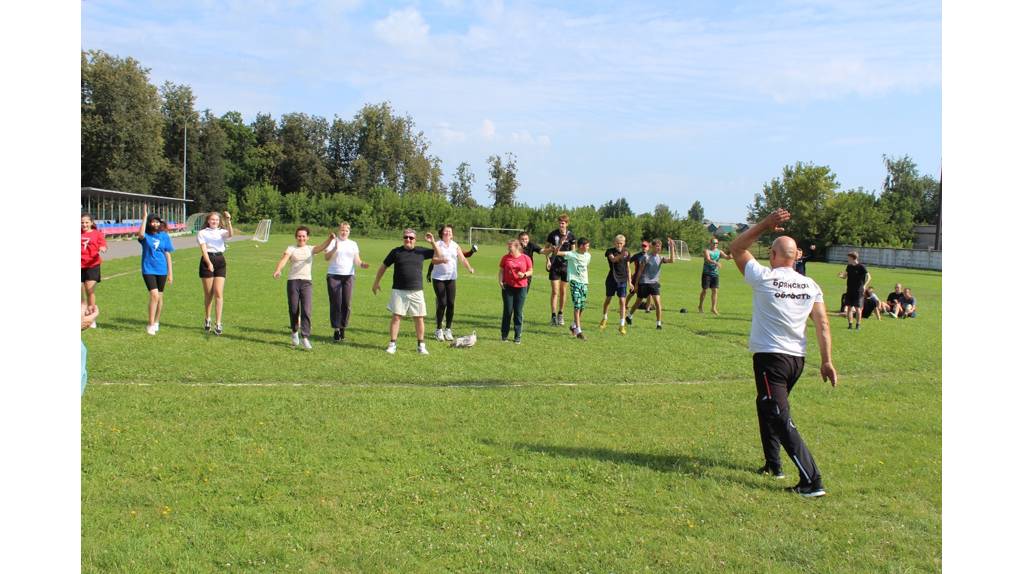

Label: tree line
[82,49,938,250]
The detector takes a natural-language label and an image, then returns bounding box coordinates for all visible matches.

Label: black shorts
[548,262,568,282]
[199,253,227,278]
[701,273,719,289]
[605,276,628,297]
[81,265,101,283]
[143,274,168,292]
[863,298,878,316]
[638,282,660,298]
[845,290,864,309]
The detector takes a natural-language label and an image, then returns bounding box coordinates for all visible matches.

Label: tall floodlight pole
[183,122,188,217]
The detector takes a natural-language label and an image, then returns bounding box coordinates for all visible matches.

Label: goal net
[671,240,692,261]
[185,213,207,234]
[468,227,526,248]
[253,219,272,243]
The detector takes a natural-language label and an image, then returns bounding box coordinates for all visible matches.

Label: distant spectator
[794,244,815,276]
[882,283,903,318]
[899,287,917,318]
[862,286,882,320]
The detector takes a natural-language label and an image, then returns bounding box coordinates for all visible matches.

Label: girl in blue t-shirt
[136,204,175,335]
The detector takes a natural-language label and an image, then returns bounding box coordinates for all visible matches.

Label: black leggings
[432,279,456,329]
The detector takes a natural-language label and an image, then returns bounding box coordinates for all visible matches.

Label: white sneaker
[146,324,157,336]
[444,328,454,341]
[291,332,300,347]
[417,343,430,355]
[386,342,397,354]
[89,322,97,329]
[154,322,160,332]
[302,337,313,350]
[434,328,445,342]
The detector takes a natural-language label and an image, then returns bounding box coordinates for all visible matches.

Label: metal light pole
[183,122,188,217]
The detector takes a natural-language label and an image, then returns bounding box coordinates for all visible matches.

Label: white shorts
[387,289,427,317]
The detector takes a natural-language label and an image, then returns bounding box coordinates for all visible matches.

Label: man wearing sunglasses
[372,228,437,355]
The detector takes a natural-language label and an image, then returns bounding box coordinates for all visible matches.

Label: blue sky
[82,0,941,221]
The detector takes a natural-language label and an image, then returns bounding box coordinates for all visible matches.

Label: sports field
[81,234,942,572]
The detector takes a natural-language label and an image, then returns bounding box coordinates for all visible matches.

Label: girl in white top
[197,211,234,335]
[429,224,475,341]
[274,226,334,349]
[323,221,370,342]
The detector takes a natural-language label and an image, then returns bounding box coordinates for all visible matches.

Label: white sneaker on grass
[302,337,312,350]
[146,324,157,336]
[444,328,454,341]
[89,322,97,329]
[154,322,160,332]
[417,343,430,355]
[386,342,397,354]
[291,332,300,347]
[434,329,445,342]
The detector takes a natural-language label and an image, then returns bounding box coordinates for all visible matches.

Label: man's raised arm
[728,208,791,274]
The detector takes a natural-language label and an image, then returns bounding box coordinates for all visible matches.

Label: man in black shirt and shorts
[544,214,576,326]
[599,234,631,335]
[730,207,838,498]
[838,251,871,330]
[372,228,437,355]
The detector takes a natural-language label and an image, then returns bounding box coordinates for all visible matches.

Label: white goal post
[253,219,272,243]
[671,239,692,261]
[468,226,526,247]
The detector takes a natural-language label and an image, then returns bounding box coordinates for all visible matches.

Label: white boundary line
[99,378,761,389]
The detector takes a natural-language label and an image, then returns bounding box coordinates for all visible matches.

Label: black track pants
[752,353,823,486]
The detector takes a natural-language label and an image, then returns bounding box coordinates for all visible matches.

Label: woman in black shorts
[197,211,234,335]
[81,213,107,328]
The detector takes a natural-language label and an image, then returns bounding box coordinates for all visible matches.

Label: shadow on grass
[483,440,772,489]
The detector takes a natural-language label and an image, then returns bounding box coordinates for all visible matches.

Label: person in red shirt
[499,239,533,343]
[81,214,107,328]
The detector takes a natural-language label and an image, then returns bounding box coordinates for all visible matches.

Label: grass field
[82,234,941,572]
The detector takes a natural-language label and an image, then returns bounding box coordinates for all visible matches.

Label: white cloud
[480,119,496,140]
[435,122,467,143]
[373,7,429,47]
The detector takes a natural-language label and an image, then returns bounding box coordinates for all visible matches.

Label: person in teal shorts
[699,238,732,315]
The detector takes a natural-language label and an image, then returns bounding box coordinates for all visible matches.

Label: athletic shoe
[514,338,522,344]
[569,324,578,336]
[417,343,430,355]
[154,322,160,332]
[757,465,786,479]
[444,328,454,341]
[889,312,898,319]
[599,318,607,330]
[435,329,445,342]
[618,325,627,335]
[576,332,587,340]
[385,342,397,354]
[855,323,861,330]
[847,323,853,330]
[302,337,313,350]
[550,315,558,326]
[339,328,345,341]
[625,315,633,325]
[786,483,826,498]
[291,332,300,347]
[204,318,211,332]
[656,324,663,330]
[334,329,342,342]
[501,338,510,343]
[557,314,565,326]
[89,322,97,329]
[214,323,223,336]
[146,324,157,336]
[645,307,651,314]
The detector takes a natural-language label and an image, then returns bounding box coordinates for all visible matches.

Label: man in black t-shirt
[882,283,903,318]
[518,231,545,291]
[599,234,631,334]
[837,251,871,330]
[543,214,576,326]
[372,228,437,355]
[625,241,650,311]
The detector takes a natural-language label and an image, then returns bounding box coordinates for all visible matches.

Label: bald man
[729,208,838,498]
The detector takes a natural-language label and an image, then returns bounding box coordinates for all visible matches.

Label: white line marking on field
[101,271,133,280]
[98,379,749,390]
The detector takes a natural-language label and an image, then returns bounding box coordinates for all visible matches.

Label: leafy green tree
[488,153,519,207]
[449,162,478,207]
[825,189,898,246]
[687,200,705,222]
[278,112,331,195]
[240,182,282,222]
[749,162,839,243]
[81,50,167,194]
[598,198,633,219]
[219,111,258,192]
[193,110,228,212]
[881,154,940,226]
[157,82,199,199]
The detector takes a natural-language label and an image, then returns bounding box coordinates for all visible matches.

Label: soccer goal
[671,239,692,261]
[185,213,207,234]
[253,219,272,242]
[468,227,526,248]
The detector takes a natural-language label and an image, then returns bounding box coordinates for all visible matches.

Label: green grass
[82,235,941,572]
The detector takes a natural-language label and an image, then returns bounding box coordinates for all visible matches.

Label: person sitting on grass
[899,287,917,318]
[862,286,883,320]
[882,283,903,318]
[553,238,592,340]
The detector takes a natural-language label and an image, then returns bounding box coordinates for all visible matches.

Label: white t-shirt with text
[744,259,823,356]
